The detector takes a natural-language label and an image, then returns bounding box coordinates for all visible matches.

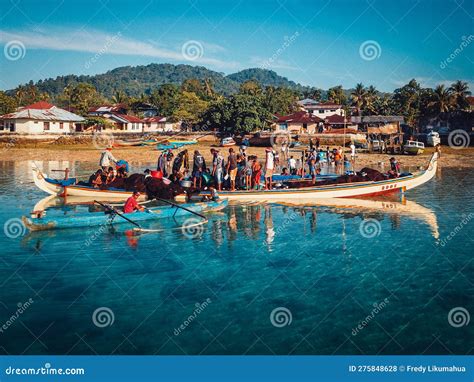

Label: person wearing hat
[123,191,145,213]
[100,146,117,171]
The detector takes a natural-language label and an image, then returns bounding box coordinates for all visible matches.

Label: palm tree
[429,84,454,114]
[364,85,378,115]
[112,90,127,104]
[351,83,366,116]
[327,85,346,105]
[449,80,471,110]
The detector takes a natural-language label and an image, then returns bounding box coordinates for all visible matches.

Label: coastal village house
[298,99,345,118]
[0,101,84,134]
[276,111,324,134]
[143,116,179,132]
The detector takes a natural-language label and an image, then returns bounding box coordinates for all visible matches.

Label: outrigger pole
[94,200,141,228]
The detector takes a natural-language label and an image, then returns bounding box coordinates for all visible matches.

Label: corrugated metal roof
[1,104,85,122]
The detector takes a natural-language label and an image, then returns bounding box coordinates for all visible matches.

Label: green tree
[149,84,180,116]
[0,91,18,115]
[239,80,263,96]
[351,83,366,116]
[327,85,347,105]
[429,84,453,114]
[449,80,471,110]
[263,86,298,115]
[393,79,422,127]
[172,91,209,127]
[57,83,104,115]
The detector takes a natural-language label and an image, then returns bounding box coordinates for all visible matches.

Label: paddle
[94,200,141,228]
[154,197,207,220]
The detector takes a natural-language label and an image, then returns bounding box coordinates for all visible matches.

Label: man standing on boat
[123,191,145,213]
[192,150,206,189]
[264,148,274,190]
[226,148,238,191]
[100,146,117,171]
[212,149,224,191]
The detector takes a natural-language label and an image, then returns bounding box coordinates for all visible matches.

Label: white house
[298,99,345,119]
[0,101,85,134]
[99,113,144,132]
[143,116,179,132]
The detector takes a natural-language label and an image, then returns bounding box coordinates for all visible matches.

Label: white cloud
[0,27,239,69]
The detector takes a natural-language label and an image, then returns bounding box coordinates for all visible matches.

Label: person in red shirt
[123,191,145,213]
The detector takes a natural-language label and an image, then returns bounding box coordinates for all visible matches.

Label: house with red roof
[106,113,145,132]
[297,99,346,119]
[275,111,324,134]
[143,116,179,132]
[0,101,85,134]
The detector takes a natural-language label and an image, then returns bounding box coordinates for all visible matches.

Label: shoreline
[1,144,473,169]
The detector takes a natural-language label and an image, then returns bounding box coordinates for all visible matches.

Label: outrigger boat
[22,199,227,231]
[32,163,144,199]
[198,153,439,202]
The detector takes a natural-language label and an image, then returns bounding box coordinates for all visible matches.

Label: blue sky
[0,0,473,92]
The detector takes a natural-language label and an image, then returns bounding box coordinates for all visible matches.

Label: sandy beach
[1,140,472,170]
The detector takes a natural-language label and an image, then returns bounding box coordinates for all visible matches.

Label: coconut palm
[351,83,366,115]
[364,85,378,115]
[449,80,471,110]
[112,90,127,104]
[429,84,454,114]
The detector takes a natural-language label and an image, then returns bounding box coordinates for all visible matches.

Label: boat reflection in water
[21,194,439,253]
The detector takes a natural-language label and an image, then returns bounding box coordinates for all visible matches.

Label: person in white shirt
[350,143,356,161]
[288,156,297,175]
[264,148,274,190]
[100,147,117,170]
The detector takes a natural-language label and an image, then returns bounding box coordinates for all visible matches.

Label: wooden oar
[154,197,207,220]
[94,200,141,228]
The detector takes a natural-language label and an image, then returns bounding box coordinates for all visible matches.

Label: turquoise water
[0,160,473,355]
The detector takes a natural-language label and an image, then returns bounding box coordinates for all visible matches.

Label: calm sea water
[0,160,472,355]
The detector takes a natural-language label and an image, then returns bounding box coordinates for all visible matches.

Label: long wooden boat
[22,199,227,231]
[200,153,439,202]
[32,163,144,199]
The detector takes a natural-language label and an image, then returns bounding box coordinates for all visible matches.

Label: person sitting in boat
[105,166,116,184]
[89,169,103,188]
[388,157,401,178]
[123,191,145,213]
[281,167,290,176]
[116,167,127,179]
[100,147,117,171]
[192,150,206,189]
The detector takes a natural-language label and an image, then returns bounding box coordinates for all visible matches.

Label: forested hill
[27,64,313,98]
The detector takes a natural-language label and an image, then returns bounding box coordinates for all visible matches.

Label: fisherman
[99,146,117,170]
[192,150,206,189]
[264,148,274,190]
[226,148,238,191]
[123,191,145,213]
[165,150,174,177]
[389,157,401,177]
[105,166,116,184]
[350,142,356,164]
[157,151,166,173]
[307,151,317,183]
